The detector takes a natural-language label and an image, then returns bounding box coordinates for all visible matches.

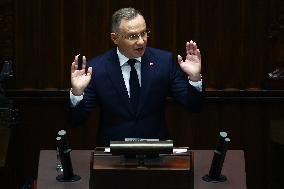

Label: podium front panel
[90,147,193,189]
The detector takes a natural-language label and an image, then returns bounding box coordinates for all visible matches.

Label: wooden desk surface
[194,150,246,189]
[37,150,246,189]
[37,150,91,189]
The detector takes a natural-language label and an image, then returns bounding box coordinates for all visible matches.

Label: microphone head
[56,130,69,151]
[58,130,66,136]
[219,132,227,138]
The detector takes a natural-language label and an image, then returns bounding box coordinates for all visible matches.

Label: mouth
[135,47,144,53]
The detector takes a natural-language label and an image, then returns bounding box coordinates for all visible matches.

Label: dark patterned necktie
[127,59,140,112]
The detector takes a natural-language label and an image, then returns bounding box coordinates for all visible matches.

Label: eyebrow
[127,30,147,35]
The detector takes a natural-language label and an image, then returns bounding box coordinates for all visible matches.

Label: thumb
[177,55,183,65]
[87,67,92,76]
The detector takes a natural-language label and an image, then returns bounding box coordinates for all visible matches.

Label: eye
[142,31,150,38]
[129,34,139,40]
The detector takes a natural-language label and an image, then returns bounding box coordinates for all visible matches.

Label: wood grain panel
[10,0,278,90]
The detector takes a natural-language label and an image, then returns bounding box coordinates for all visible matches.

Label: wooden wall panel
[0,0,14,69]
[242,104,270,188]
[9,0,279,90]
[14,0,63,88]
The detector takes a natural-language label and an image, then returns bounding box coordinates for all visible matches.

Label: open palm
[177,41,201,81]
[71,55,92,96]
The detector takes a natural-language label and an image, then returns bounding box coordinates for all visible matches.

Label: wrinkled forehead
[118,15,147,34]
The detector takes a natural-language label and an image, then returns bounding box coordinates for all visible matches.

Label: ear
[111,33,119,45]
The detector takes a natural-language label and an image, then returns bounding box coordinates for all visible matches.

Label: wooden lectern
[89,147,193,189]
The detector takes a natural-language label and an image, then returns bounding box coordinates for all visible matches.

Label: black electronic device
[202,131,230,182]
[110,140,173,155]
[110,140,173,166]
[55,130,80,182]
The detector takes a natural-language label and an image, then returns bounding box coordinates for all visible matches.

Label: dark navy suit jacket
[66,47,203,145]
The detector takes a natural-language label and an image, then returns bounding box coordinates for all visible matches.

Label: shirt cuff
[70,90,83,107]
[188,79,202,92]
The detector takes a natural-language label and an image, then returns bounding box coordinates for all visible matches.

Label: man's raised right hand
[70,54,92,96]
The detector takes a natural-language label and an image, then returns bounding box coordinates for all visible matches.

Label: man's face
[111,15,147,58]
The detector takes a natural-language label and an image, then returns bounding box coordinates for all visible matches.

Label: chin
[135,50,145,57]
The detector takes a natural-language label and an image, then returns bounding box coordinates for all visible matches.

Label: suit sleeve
[168,53,203,112]
[65,64,97,127]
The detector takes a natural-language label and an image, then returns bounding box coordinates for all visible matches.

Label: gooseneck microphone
[202,131,230,182]
[56,130,81,182]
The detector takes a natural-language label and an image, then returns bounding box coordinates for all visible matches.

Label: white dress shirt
[117,49,141,97]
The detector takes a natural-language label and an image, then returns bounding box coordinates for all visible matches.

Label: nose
[136,35,145,45]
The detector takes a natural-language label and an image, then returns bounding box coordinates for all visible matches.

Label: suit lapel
[137,49,156,114]
[105,48,156,115]
[105,49,133,113]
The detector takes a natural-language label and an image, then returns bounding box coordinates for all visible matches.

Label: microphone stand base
[202,174,227,183]
[56,174,81,182]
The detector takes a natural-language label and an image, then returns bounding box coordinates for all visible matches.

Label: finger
[186,41,190,55]
[71,62,78,73]
[86,67,92,76]
[74,54,80,67]
[192,42,198,54]
[188,40,194,55]
[197,49,202,63]
[177,55,183,64]
[82,56,86,70]
[74,54,80,73]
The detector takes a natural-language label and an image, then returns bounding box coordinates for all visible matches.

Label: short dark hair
[111,8,143,33]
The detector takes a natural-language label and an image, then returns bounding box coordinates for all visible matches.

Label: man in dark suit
[67,7,203,145]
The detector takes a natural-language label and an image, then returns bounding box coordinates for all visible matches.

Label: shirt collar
[116,47,141,67]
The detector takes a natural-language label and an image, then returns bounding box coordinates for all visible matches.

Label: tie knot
[127,59,136,67]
